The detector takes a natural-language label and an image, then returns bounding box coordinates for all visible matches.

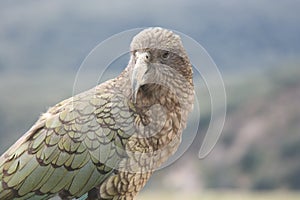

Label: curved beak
[131,52,150,103]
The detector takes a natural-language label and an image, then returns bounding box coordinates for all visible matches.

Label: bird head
[129,27,193,103]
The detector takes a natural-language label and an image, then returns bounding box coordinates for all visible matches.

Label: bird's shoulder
[0,80,137,199]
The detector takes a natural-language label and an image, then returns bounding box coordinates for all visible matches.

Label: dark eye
[161,51,170,59]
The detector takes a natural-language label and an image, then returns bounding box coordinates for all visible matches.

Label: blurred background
[0,0,299,199]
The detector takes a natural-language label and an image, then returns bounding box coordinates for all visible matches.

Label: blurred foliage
[201,64,300,190]
[240,146,262,173]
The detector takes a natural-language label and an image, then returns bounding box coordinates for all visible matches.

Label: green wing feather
[0,85,135,199]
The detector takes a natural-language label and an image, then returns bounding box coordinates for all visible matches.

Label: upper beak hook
[131,51,150,103]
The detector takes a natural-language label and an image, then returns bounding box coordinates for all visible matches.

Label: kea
[0,27,194,200]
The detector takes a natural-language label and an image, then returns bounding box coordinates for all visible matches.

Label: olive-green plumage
[0,27,194,200]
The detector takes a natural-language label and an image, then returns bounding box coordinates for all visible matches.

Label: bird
[0,27,194,200]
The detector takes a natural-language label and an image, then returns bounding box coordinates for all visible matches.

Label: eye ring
[161,51,170,59]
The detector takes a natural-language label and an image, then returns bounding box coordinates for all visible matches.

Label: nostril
[145,52,151,61]
[136,51,151,61]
